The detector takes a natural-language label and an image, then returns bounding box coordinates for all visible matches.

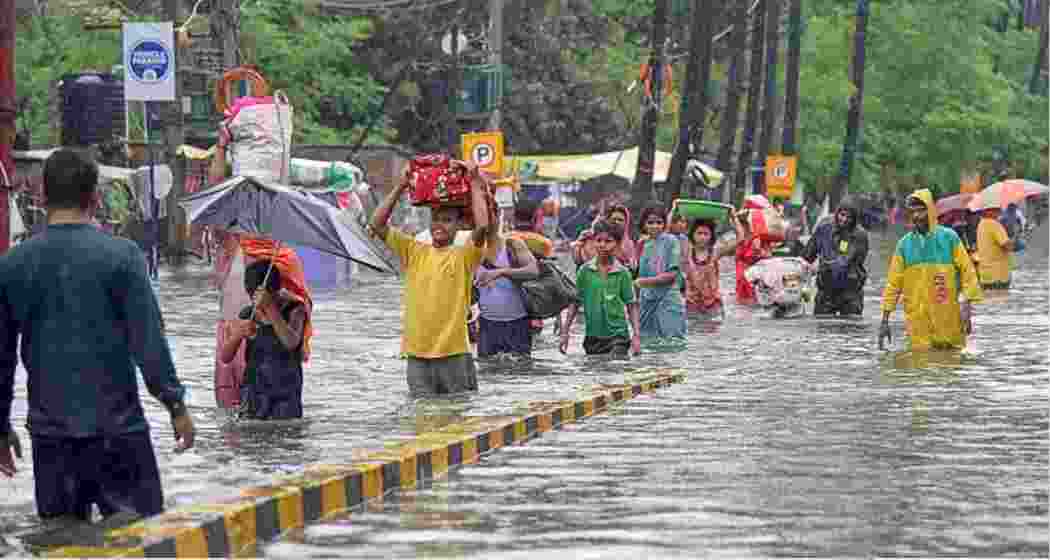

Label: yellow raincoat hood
[907,188,939,232]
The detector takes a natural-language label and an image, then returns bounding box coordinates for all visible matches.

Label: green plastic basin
[675,199,734,222]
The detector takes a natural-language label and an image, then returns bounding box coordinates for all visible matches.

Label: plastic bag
[288,159,363,191]
[226,91,293,184]
[745,257,813,308]
[517,259,578,319]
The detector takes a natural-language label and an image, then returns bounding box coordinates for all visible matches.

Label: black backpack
[517,257,578,319]
[475,241,577,320]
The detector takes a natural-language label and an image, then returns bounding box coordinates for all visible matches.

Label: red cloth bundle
[408,154,473,207]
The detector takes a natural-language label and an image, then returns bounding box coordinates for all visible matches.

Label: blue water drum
[59,73,125,146]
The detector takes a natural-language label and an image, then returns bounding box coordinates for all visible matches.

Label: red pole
[0,0,14,253]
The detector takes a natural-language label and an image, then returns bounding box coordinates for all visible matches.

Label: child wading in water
[220,260,306,420]
[635,205,687,339]
[685,219,732,319]
[560,221,642,357]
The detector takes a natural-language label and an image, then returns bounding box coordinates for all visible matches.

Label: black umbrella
[179,176,397,274]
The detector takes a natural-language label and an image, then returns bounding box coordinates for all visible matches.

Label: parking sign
[462,131,504,176]
[765,155,797,199]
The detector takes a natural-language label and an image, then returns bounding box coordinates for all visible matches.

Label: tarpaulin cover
[515,147,723,186]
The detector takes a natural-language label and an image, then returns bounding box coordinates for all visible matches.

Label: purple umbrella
[180,176,397,273]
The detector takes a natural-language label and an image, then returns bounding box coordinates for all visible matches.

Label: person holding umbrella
[976,206,1018,292]
[369,160,497,396]
[220,259,307,419]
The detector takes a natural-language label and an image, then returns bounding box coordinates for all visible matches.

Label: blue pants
[30,431,164,521]
[477,316,532,357]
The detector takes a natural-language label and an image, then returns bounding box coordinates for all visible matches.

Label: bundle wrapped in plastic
[289,159,364,191]
[224,92,293,184]
[745,257,814,311]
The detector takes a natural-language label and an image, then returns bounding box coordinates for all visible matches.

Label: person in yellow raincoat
[879,189,983,350]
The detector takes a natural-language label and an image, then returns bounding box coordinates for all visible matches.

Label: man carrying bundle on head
[370,159,497,396]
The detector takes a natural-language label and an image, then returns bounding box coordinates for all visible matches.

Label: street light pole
[487,0,502,131]
[446,20,461,153]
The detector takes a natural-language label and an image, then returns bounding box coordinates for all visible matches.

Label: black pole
[446,22,461,152]
[755,0,781,198]
[667,0,714,202]
[830,0,869,211]
[630,0,669,218]
[781,0,802,156]
[733,0,766,199]
[716,0,750,203]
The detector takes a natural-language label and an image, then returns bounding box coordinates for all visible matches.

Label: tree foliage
[239,0,389,144]
[800,0,1046,195]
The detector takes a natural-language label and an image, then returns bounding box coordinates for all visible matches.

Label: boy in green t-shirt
[559,220,642,357]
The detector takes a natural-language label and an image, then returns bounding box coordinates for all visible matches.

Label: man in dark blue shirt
[0,148,195,521]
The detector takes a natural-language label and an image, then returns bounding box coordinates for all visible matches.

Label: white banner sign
[123,22,176,101]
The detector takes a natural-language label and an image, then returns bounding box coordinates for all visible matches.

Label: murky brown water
[1,226,1047,557]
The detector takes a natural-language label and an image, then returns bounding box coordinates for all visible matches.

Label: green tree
[799,0,1046,198]
[240,0,389,145]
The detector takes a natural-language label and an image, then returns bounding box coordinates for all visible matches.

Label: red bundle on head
[408,154,473,207]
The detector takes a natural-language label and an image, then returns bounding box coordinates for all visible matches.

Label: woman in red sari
[732,210,771,305]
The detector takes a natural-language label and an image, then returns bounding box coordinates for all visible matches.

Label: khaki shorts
[406,353,478,397]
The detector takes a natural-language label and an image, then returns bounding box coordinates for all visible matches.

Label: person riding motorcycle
[801,197,869,316]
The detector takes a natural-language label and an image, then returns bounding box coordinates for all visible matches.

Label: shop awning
[509,147,723,187]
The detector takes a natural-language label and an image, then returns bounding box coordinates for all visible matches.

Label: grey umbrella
[179,176,397,274]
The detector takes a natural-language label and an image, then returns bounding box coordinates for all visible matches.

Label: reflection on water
[1,227,1047,557]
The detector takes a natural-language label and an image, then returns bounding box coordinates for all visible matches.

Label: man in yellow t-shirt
[370,161,495,396]
[976,207,1015,291]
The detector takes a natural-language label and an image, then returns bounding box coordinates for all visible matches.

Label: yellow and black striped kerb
[45,369,685,558]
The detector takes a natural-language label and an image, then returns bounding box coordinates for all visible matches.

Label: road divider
[45,369,686,558]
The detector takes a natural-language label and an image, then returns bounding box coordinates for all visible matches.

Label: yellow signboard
[960,171,981,194]
[765,155,798,200]
[461,131,505,177]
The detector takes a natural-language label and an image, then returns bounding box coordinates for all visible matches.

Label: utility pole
[487,0,502,131]
[164,0,186,266]
[0,0,14,253]
[781,0,802,156]
[755,0,781,198]
[830,0,869,211]
[446,21,461,152]
[630,0,669,218]
[667,0,714,202]
[734,0,765,198]
[214,0,240,71]
[716,0,750,204]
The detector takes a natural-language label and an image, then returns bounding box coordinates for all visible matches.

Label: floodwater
[1,226,1047,558]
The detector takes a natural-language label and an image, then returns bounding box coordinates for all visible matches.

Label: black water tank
[59,73,125,146]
